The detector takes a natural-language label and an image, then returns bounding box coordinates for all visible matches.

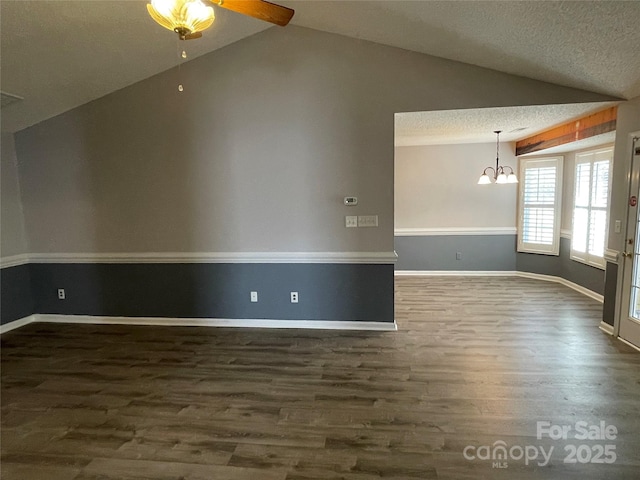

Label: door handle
[622,251,633,258]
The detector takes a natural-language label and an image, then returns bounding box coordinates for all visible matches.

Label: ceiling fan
[147,0,295,41]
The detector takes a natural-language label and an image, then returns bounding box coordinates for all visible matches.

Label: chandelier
[477,130,518,185]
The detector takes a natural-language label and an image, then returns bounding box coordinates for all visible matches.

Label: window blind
[518,157,563,255]
[571,148,612,268]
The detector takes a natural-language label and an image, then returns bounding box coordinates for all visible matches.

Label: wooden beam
[516,106,617,156]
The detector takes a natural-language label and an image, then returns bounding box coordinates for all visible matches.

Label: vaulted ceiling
[1,1,639,134]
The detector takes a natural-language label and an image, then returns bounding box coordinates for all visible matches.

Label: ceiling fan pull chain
[176,37,184,92]
[179,49,187,92]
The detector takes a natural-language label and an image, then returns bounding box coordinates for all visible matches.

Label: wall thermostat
[344,196,358,206]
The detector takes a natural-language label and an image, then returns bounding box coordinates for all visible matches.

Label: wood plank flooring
[2,276,639,479]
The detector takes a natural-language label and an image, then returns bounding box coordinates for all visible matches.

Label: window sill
[570,255,606,271]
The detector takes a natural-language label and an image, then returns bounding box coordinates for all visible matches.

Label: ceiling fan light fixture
[147,0,215,37]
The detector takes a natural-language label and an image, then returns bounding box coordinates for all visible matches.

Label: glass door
[620,134,640,349]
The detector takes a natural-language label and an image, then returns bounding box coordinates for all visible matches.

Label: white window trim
[570,147,613,270]
[517,156,564,256]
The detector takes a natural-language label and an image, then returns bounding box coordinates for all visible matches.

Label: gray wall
[1,265,33,324]
[8,26,614,325]
[15,26,611,255]
[29,263,393,322]
[1,132,34,324]
[394,235,604,295]
[395,143,517,230]
[603,262,618,326]
[1,132,29,258]
[395,235,516,271]
[517,237,605,295]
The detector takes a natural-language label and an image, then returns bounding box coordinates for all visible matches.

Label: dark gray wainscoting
[602,261,619,326]
[1,264,34,325]
[29,263,394,323]
[395,234,605,296]
[516,237,605,295]
[394,235,517,271]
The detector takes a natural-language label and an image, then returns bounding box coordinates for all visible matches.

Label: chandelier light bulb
[478,173,492,185]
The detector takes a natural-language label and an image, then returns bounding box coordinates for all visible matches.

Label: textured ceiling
[395,102,618,146]
[289,0,640,99]
[1,1,639,133]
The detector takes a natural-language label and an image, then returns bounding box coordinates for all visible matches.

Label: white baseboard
[0,314,396,333]
[599,321,614,335]
[0,315,37,334]
[395,270,603,303]
[515,271,603,303]
[618,337,640,353]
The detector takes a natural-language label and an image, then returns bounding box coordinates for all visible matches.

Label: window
[517,156,563,255]
[570,147,613,269]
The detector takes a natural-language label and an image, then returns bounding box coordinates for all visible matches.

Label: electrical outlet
[290,291,299,303]
[250,291,258,303]
[456,252,462,260]
[57,288,66,300]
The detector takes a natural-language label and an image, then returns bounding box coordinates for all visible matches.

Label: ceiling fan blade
[213,0,294,26]
[183,32,203,40]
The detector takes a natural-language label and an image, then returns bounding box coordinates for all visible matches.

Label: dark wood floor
[2,276,639,479]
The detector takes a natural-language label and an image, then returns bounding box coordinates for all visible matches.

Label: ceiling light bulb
[495,173,508,184]
[507,173,518,183]
[151,0,175,17]
[478,174,492,185]
[147,0,215,36]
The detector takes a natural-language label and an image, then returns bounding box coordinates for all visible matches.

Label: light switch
[345,215,358,228]
[358,215,378,227]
